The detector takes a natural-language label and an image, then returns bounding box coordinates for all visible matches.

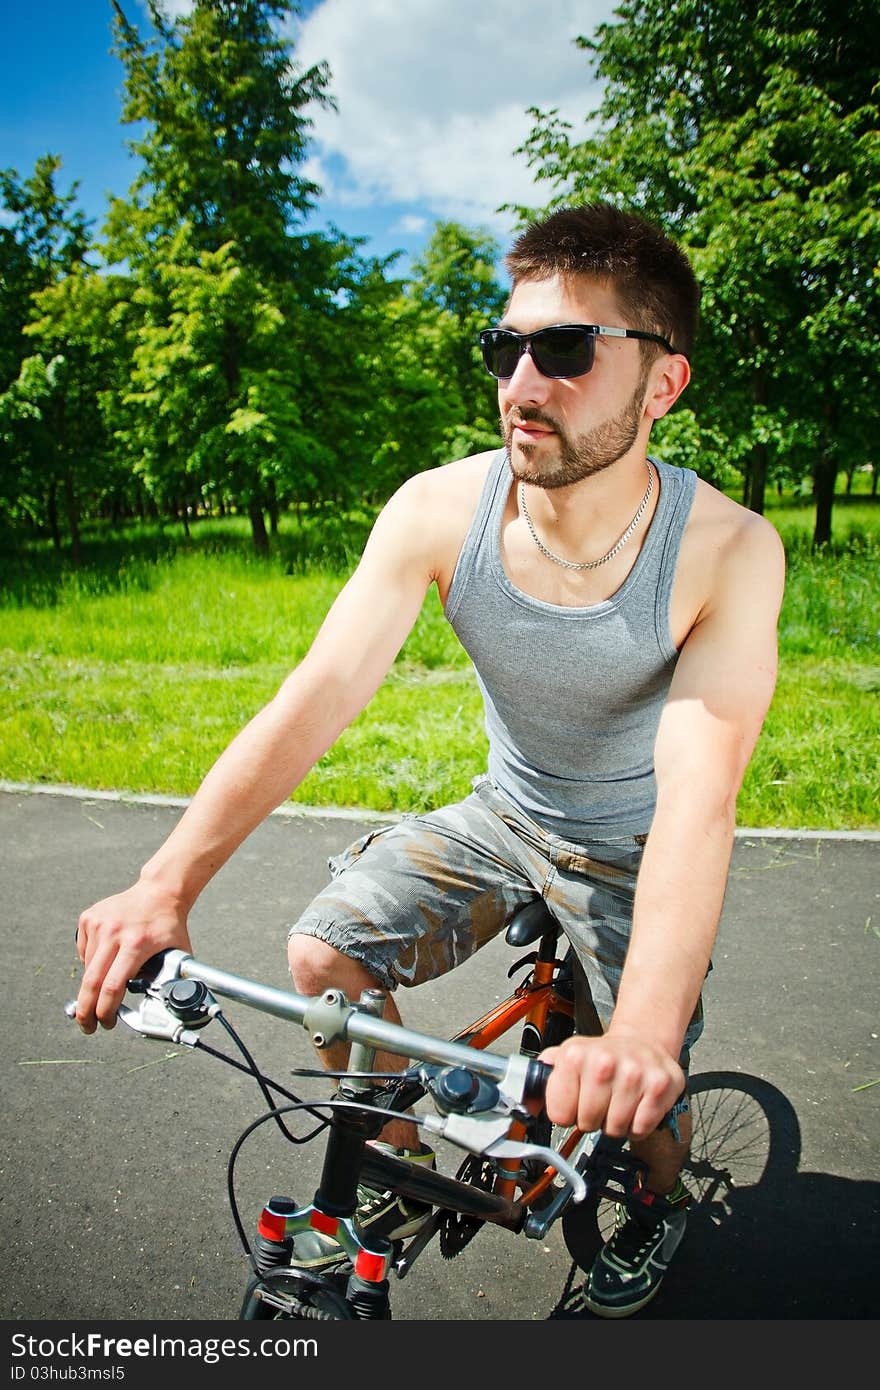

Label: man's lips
[510,420,554,440]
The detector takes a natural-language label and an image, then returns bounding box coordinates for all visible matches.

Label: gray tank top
[444,448,697,841]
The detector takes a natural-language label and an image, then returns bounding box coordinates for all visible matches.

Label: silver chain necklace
[518,460,655,572]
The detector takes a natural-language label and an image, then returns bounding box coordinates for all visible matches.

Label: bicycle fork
[254,988,396,1319]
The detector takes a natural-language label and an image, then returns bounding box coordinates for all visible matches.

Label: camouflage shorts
[288,775,704,1066]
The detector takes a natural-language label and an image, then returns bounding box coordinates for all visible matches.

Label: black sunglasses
[478,323,677,380]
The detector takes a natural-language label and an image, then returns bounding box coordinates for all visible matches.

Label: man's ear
[645,354,691,421]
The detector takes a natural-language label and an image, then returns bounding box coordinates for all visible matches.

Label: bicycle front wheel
[240,1269,358,1321]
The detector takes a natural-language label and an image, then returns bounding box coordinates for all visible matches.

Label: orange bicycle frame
[451,955,583,1205]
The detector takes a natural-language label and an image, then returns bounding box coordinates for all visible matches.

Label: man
[75,202,785,1317]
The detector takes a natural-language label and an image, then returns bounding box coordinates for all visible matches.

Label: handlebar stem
[302,988,357,1050]
[344,990,390,1095]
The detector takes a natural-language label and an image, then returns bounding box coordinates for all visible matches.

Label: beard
[503,372,649,489]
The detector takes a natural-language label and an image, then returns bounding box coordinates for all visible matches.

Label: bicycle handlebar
[67,950,589,1200]
[117,948,549,1089]
[66,949,553,1120]
[188,951,541,1083]
[64,947,586,1200]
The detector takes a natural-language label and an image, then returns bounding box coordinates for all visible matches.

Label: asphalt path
[2,786,877,1325]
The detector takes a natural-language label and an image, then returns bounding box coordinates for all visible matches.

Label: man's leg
[550,850,700,1317]
[628,1104,692,1195]
[582,1093,692,1318]
[282,794,546,1259]
[287,933,419,1151]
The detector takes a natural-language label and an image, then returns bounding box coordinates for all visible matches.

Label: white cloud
[138,0,194,21]
[292,0,614,233]
[145,0,194,20]
[394,214,429,234]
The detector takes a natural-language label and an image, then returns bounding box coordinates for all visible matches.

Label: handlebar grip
[523,1058,553,1104]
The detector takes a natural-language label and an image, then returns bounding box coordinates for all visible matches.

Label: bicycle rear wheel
[561,1067,797,1271]
[683,1069,800,1204]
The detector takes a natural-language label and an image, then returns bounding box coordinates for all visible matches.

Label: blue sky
[1,0,614,271]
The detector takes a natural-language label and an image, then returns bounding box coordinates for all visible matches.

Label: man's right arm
[74,475,440,1033]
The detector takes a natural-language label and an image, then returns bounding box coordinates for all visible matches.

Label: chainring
[437,1154,496,1258]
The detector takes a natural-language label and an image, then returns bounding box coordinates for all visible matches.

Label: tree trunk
[813,400,838,548]
[812,450,836,548]
[748,345,768,515]
[248,499,269,556]
[63,466,81,568]
[748,443,768,515]
[46,481,62,550]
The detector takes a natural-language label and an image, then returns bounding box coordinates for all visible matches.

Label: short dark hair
[504,203,700,360]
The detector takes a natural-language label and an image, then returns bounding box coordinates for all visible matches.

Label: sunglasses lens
[479,327,596,378]
[480,331,521,378]
[532,327,595,378]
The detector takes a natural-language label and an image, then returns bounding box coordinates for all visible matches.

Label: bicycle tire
[684,1069,801,1202]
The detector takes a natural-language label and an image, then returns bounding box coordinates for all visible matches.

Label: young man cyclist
[75,202,785,1318]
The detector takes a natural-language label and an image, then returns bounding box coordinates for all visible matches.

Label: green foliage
[102,0,341,549]
[353,222,509,491]
[0,5,511,556]
[107,0,332,267]
[81,3,509,544]
[0,156,91,398]
[508,0,880,541]
[0,158,102,554]
[407,223,505,396]
[649,408,735,488]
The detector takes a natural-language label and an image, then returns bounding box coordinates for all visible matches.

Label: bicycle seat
[504,898,561,948]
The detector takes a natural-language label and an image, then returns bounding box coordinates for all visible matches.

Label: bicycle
[64,898,670,1322]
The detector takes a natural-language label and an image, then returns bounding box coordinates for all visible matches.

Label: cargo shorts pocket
[327,825,394,879]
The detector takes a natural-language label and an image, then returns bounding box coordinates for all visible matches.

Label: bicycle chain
[437,1155,497,1258]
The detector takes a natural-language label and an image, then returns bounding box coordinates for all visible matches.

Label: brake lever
[420,1110,587,1204]
[64,949,211,1044]
[116,995,207,1045]
[483,1137,587,1203]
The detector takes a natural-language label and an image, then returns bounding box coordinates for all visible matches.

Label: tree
[106,0,336,553]
[0,156,95,547]
[405,221,508,459]
[405,222,508,447]
[3,269,133,561]
[509,0,880,544]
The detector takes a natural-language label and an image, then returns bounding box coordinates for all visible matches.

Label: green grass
[1,493,877,829]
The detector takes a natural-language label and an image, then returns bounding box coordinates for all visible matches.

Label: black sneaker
[584,1190,688,1318]
[290,1143,436,1270]
[354,1142,437,1240]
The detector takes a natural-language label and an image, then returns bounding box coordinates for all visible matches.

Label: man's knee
[287,930,381,998]
[288,932,342,991]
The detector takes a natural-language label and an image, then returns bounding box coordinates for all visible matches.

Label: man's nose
[502,344,550,404]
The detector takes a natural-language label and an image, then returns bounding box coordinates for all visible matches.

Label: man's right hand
[540,1028,685,1141]
[74,881,192,1034]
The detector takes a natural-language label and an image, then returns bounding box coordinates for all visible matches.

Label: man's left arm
[544,513,785,1136]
